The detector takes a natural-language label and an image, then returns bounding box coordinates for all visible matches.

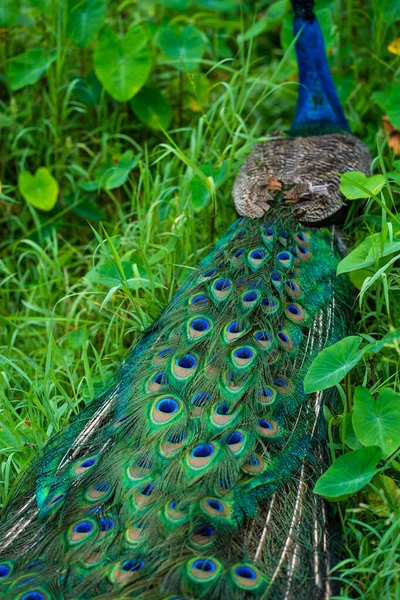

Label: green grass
[1,0,400,598]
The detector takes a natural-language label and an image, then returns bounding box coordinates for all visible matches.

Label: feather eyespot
[151,395,183,425]
[187,557,222,582]
[257,387,277,405]
[187,443,218,470]
[285,279,302,298]
[200,268,216,280]
[258,419,279,437]
[191,524,215,546]
[188,317,212,340]
[242,454,264,474]
[232,346,255,368]
[277,251,293,269]
[86,482,111,502]
[231,564,265,591]
[225,430,246,455]
[297,245,313,261]
[121,559,145,572]
[272,376,292,394]
[277,331,295,351]
[19,593,48,600]
[67,519,97,545]
[190,294,209,308]
[294,231,310,247]
[0,563,12,580]
[285,303,305,322]
[173,354,197,379]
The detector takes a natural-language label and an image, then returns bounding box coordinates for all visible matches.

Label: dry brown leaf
[382,115,400,155]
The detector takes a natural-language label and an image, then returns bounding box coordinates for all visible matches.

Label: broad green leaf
[340,413,362,450]
[340,171,386,200]
[0,0,19,27]
[304,336,363,393]
[7,49,55,91]
[104,151,138,190]
[158,25,206,72]
[67,0,107,48]
[337,230,400,274]
[131,87,172,130]
[241,0,287,41]
[314,446,382,499]
[353,386,400,457]
[18,167,59,211]
[190,162,227,212]
[29,0,52,10]
[94,26,152,102]
[72,72,102,106]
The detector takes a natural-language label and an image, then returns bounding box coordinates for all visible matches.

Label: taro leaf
[340,171,386,200]
[7,48,55,91]
[105,151,139,190]
[304,336,363,393]
[340,413,363,450]
[158,25,206,72]
[353,386,400,457]
[67,0,107,48]
[190,161,227,212]
[72,72,102,106]
[241,0,287,42]
[131,87,172,130]
[0,0,19,27]
[94,26,152,102]
[18,167,59,211]
[337,230,400,274]
[367,328,400,354]
[314,446,382,500]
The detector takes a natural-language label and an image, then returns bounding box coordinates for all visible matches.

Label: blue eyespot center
[266,227,274,236]
[288,304,300,315]
[234,348,253,360]
[191,295,208,305]
[153,372,166,385]
[156,398,179,414]
[278,252,290,261]
[21,593,46,600]
[73,521,93,534]
[191,443,214,458]
[214,279,231,291]
[206,499,223,511]
[80,458,95,469]
[280,230,289,239]
[255,331,270,342]
[203,269,216,278]
[100,517,114,531]
[177,354,196,369]
[193,559,216,573]
[215,402,229,415]
[93,482,110,492]
[233,249,245,257]
[243,291,257,302]
[140,483,154,496]
[297,232,306,241]
[298,245,307,254]
[190,318,210,332]
[236,566,257,580]
[226,431,242,445]
[159,348,172,358]
[273,377,288,388]
[271,272,281,282]
[0,565,10,578]
[193,524,215,537]
[121,559,145,572]
[259,419,273,430]
[278,332,289,344]
[250,249,265,260]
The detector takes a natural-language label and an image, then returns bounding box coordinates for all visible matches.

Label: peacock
[0,1,371,599]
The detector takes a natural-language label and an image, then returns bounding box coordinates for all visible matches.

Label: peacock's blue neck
[290,16,350,135]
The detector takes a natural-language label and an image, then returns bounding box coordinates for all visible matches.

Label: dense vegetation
[1,0,400,597]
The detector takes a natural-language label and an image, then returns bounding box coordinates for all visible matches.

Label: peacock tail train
[0,0,372,598]
[0,198,350,599]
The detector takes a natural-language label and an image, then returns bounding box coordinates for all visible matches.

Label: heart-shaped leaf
[337,230,400,274]
[130,87,172,130]
[94,26,152,102]
[7,48,55,91]
[18,167,59,211]
[0,0,19,27]
[353,386,400,457]
[340,171,386,200]
[304,336,363,393]
[67,0,107,48]
[158,25,206,72]
[104,151,139,190]
[314,446,382,500]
